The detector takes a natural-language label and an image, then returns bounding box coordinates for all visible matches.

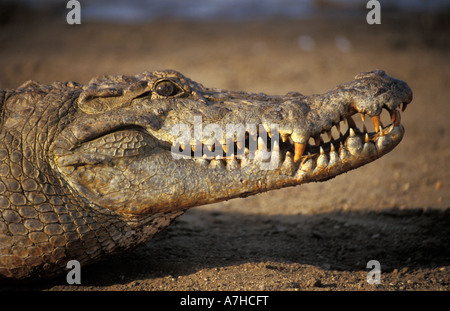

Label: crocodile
[0,69,412,280]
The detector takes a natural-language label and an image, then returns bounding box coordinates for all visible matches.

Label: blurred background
[0,0,449,290]
[5,0,450,21]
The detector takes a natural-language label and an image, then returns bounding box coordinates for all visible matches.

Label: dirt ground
[0,7,449,291]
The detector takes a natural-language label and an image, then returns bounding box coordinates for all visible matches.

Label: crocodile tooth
[329,145,340,166]
[282,150,294,165]
[372,115,381,132]
[330,143,336,152]
[360,113,365,122]
[317,152,328,168]
[392,110,401,126]
[365,133,370,143]
[281,152,295,175]
[294,143,306,163]
[281,135,287,143]
[349,128,356,137]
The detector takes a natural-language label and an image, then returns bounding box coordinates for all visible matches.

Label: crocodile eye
[154,80,181,97]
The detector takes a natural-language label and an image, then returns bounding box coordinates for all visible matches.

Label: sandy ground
[0,7,449,291]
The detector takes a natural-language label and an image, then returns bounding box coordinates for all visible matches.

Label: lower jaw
[291,123,404,182]
[158,123,404,206]
[184,123,403,176]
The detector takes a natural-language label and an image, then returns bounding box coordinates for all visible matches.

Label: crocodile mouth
[54,102,406,181]
[169,104,406,176]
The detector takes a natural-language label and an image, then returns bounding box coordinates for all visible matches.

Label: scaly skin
[0,69,412,280]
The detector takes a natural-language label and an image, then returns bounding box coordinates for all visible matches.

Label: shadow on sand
[18,205,447,289]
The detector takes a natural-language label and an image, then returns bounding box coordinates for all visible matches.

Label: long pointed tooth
[222,144,227,153]
[349,128,356,137]
[329,145,339,166]
[317,151,328,168]
[320,146,325,154]
[294,143,306,162]
[360,113,365,122]
[281,135,287,143]
[365,133,370,143]
[372,115,381,132]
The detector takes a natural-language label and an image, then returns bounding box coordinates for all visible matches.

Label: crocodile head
[51,69,412,217]
[0,69,412,279]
